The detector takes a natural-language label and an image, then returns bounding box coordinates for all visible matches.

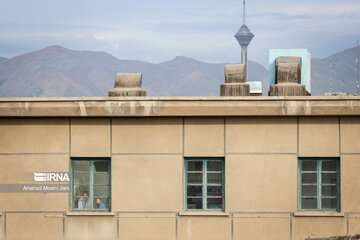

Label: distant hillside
[0,57,6,62]
[155,56,268,96]
[0,46,268,97]
[311,47,360,95]
[0,46,157,97]
[0,45,359,97]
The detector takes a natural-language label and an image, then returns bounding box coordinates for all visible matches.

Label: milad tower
[234,0,254,81]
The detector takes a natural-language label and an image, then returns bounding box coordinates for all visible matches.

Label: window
[185,158,224,211]
[298,158,340,211]
[71,158,111,211]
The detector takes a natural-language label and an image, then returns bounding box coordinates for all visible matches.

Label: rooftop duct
[220,64,250,96]
[108,73,147,97]
[269,57,306,96]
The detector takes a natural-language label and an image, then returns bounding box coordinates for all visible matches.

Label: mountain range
[311,47,359,95]
[0,46,358,97]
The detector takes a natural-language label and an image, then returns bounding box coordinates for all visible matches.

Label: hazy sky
[0,0,359,66]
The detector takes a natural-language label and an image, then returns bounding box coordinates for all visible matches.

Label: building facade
[0,96,360,240]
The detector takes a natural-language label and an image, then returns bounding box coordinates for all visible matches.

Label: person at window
[78,191,89,209]
[96,198,106,209]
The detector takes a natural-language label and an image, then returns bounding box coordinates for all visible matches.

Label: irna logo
[34,172,70,182]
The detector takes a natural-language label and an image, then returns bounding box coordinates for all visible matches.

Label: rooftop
[0,96,360,117]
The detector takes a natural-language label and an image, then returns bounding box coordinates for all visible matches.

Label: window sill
[294,212,344,217]
[179,211,229,217]
[66,212,115,216]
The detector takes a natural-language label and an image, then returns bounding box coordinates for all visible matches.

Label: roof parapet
[1,96,360,117]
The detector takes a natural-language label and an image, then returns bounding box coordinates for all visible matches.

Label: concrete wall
[226,154,297,212]
[5,213,63,240]
[233,213,291,240]
[0,116,359,240]
[112,155,182,211]
[178,217,231,240]
[0,214,3,240]
[117,213,176,240]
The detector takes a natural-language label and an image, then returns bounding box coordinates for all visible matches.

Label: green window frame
[184,158,225,211]
[71,158,111,211]
[298,158,340,212]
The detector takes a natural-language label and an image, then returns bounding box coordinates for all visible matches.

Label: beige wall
[341,117,360,153]
[112,155,183,211]
[0,155,69,211]
[233,214,290,240]
[0,214,3,240]
[341,155,360,212]
[178,217,231,240]
[0,118,69,154]
[226,154,298,212]
[226,117,297,153]
[292,217,346,240]
[184,117,224,156]
[0,155,69,184]
[112,118,183,154]
[65,217,117,240]
[1,214,353,240]
[6,213,63,240]
[1,116,359,239]
[0,193,68,212]
[299,117,340,157]
[118,213,176,240]
[71,118,110,157]
[348,214,360,235]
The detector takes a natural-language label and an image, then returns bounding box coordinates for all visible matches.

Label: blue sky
[0,0,359,66]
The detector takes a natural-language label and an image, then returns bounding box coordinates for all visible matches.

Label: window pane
[207,198,222,209]
[207,161,222,171]
[94,161,109,172]
[302,173,317,184]
[72,159,111,211]
[187,186,202,197]
[301,197,317,209]
[322,198,337,209]
[322,185,337,197]
[187,173,202,184]
[302,185,317,196]
[74,173,89,185]
[74,161,89,171]
[74,185,89,197]
[187,198,203,209]
[207,173,222,184]
[94,186,109,196]
[300,158,339,211]
[93,197,109,210]
[188,161,203,171]
[322,173,337,184]
[302,161,317,171]
[207,186,222,197]
[74,196,91,209]
[94,173,109,185]
[185,158,224,211]
[322,161,337,171]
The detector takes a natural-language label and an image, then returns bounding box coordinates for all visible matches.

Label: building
[234,0,254,82]
[249,81,262,96]
[1,94,360,240]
